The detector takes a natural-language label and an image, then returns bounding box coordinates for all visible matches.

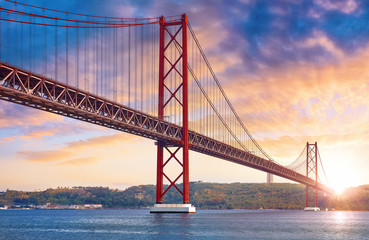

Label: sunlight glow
[334,211,346,221]
[327,163,359,194]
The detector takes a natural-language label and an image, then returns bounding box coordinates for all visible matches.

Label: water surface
[0,209,368,239]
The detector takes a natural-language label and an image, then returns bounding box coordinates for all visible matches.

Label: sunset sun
[327,164,359,194]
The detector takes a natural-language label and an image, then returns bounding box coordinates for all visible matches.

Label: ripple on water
[1,209,369,240]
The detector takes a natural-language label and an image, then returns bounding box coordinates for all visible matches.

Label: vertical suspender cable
[144,24,147,113]
[98,26,100,95]
[76,22,79,88]
[66,13,69,84]
[106,24,109,98]
[135,20,137,109]
[121,21,124,104]
[97,26,100,95]
[96,25,98,95]
[32,16,35,72]
[43,8,47,76]
[128,26,131,107]
[21,15,23,67]
[100,26,103,96]
[141,24,143,111]
[86,20,89,92]
[151,23,154,115]
[14,3,17,66]
[103,19,105,97]
[55,19,58,80]
[106,25,108,97]
[92,23,99,94]
[84,17,87,91]
[8,8,11,64]
[170,31,173,123]
[191,35,194,130]
[7,11,10,64]
[114,26,117,100]
[108,21,111,98]
[174,30,176,124]
[103,21,106,97]
[0,9,2,61]
[206,68,209,137]
[29,15,31,71]
[155,23,158,116]
[105,23,108,98]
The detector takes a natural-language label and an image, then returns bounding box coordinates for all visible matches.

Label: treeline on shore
[1,182,368,210]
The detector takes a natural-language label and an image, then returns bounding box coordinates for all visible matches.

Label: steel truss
[0,62,332,194]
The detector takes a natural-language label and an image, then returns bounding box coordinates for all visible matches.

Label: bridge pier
[150,204,196,213]
[151,14,195,213]
[304,142,320,211]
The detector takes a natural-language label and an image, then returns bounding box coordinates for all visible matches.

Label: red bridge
[0,1,332,212]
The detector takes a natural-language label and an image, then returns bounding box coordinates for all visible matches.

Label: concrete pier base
[304,207,320,211]
[150,204,196,213]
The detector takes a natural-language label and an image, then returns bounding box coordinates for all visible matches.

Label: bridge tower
[305,142,319,210]
[150,14,195,213]
[267,173,274,183]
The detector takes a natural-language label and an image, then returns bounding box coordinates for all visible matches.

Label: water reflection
[152,213,191,225]
[334,211,346,221]
[180,213,191,227]
[151,213,193,237]
[2,210,369,239]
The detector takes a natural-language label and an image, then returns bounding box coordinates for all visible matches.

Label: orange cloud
[58,157,98,166]
[0,136,17,144]
[221,44,369,141]
[19,150,74,162]
[64,132,136,150]
[18,133,138,165]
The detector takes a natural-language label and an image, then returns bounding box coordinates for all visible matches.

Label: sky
[1,0,369,191]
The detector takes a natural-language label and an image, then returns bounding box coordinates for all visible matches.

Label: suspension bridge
[0,1,332,213]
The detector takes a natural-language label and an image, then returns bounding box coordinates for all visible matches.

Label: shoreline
[2,207,366,211]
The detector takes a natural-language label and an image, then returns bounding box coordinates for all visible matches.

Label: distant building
[267,173,274,183]
[36,203,103,210]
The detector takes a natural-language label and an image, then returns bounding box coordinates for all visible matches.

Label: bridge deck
[0,62,332,193]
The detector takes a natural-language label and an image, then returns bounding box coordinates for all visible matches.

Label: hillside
[0,182,368,210]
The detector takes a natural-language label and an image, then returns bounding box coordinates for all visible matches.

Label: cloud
[0,136,17,145]
[17,133,137,165]
[64,132,136,150]
[220,42,369,144]
[18,121,96,141]
[19,128,60,141]
[314,0,358,14]
[2,0,369,189]
[258,128,369,161]
[58,157,98,166]
[0,101,62,128]
[297,30,345,59]
[0,102,102,142]
[19,150,73,162]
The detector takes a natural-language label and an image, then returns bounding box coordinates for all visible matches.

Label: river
[1,209,368,239]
